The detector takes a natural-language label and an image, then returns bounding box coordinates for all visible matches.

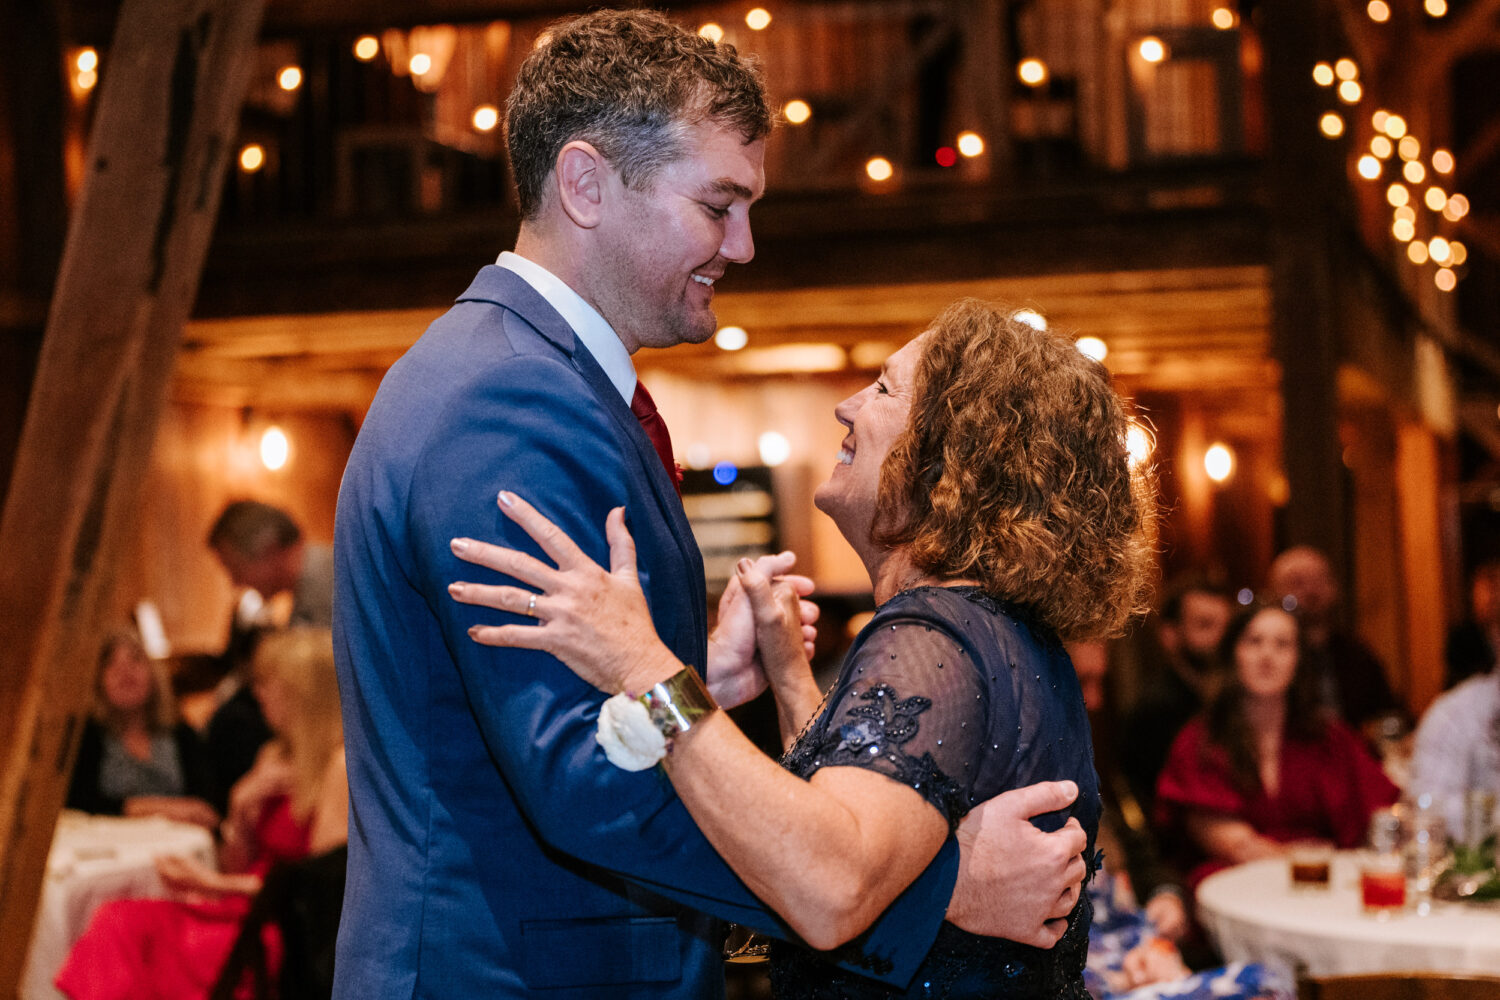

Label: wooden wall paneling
[0,2,266,994]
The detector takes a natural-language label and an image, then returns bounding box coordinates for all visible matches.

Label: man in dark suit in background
[332,11,1086,999]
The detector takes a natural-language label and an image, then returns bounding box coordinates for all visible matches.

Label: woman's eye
[876,380,890,395]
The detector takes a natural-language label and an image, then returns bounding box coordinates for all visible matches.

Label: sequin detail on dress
[784,683,968,832]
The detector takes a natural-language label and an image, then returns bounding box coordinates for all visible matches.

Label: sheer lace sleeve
[785,611,986,830]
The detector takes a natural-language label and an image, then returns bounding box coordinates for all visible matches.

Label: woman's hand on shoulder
[449,492,681,695]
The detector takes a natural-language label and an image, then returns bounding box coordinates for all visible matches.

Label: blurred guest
[1409,663,1500,838]
[1445,559,1500,690]
[1120,574,1233,812]
[204,501,332,811]
[1266,546,1403,732]
[1156,603,1398,887]
[66,630,217,829]
[1070,640,1189,944]
[56,628,347,1000]
[208,500,332,628]
[1084,867,1292,1000]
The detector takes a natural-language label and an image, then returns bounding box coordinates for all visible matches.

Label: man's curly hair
[505,9,771,220]
[874,298,1158,640]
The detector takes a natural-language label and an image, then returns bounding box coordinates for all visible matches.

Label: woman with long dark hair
[1155,602,1398,887]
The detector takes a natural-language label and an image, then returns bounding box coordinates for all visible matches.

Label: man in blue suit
[332,10,1087,998]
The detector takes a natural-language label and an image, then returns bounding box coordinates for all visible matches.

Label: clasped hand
[448,491,816,703]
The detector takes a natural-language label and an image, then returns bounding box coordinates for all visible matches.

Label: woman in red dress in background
[1155,602,1398,889]
[56,628,347,1000]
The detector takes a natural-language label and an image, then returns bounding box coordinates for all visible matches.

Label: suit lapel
[458,266,709,655]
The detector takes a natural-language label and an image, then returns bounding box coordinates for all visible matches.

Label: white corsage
[596,692,667,771]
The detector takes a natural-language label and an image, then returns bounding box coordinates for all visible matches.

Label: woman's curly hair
[874,298,1157,640]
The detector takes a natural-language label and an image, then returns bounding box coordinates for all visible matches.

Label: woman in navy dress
[450,298,1157,997]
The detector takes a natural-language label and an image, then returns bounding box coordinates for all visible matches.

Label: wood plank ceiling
[175,262,1276,425]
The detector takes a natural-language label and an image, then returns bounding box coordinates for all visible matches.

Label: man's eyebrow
[699,177,756,200]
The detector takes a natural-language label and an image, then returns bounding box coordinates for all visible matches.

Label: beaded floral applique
[785,683,968,831]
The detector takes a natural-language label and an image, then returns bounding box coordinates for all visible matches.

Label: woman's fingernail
[451,538,469,553]
[737,558,752,573]
[467,625,481,638]
[498,491,515,508]
[448,582,464,596]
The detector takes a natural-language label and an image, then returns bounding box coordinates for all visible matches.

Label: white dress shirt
[1410,670,1500,838]
[497,251,636,406]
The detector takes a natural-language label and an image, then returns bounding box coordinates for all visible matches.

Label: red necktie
[631,379,680,495]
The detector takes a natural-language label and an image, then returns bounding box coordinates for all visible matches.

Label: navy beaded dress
[768,586,1101,1000]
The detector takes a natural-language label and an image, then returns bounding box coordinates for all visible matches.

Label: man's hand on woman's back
[946,780,1088,947]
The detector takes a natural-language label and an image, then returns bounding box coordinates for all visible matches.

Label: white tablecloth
[20,811,216,1000]
[1196,852,1500,976]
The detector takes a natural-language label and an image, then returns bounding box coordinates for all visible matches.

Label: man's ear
[554,141,607,229]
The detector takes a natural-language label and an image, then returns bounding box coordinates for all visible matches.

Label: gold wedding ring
[526,593,537,617]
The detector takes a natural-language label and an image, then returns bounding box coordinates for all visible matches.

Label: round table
[1196,852,1500,976]
[20,811,216,1000]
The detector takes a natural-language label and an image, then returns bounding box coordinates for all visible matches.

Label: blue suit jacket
[332,266,958,998]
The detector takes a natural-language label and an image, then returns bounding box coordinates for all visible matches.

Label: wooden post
[1260,0,1349,581]
[0,1,265,995]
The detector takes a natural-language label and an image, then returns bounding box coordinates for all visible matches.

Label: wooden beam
[0,1,266,995]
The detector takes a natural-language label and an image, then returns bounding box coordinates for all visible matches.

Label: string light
[1432,149,1454,174]
[1424,186,1447,211]
[1205,444,1235,483]
[1407,241,1429,264]
[260,426,289,471]
[1127,422,1155,468]
[1372,110,1390,132]
[1435,268,1456,291]
[1335,58,1358,81]
[353,36,379,61]
[1397,135,1420,160]
[1313,63,1335,87]
[745,8,772,30]
[1338,80,1362,104]
[1370,136,1393,158]
[956,131,985,157]
[76,48,98,73]
[1402,160,1426,183]
[1211,8,1236,29]
[239,144,265,173]
[472,105,499,132]
[1425,0,1448,15]
[1444,194,1469,220]
[782,99,811,125]
[1383,114,1407,138]
[1394,205,1416,223]
[1013,310,1048,330]
[1367,0,1391,21]
[715,326,748,350]
[76,69,97,91]
[1017,58,1048,86]
[1428,237,1452,265]
[1320,113,1345,138]
[1075,337,1108,362]
[278,66,302,91]
[865,156,894,182]
[1138,37,1167,63]
[1356,155,1381,179]
[1392,217,1415,241]
[698,23,725,42]
[1450,241,1467,266]
[409,53,432,75]
[1386,183,1409,207]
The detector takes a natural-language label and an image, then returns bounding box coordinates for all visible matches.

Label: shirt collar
[497,251,636,405]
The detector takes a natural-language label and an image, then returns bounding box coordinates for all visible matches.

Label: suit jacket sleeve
[405,350,955,985]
